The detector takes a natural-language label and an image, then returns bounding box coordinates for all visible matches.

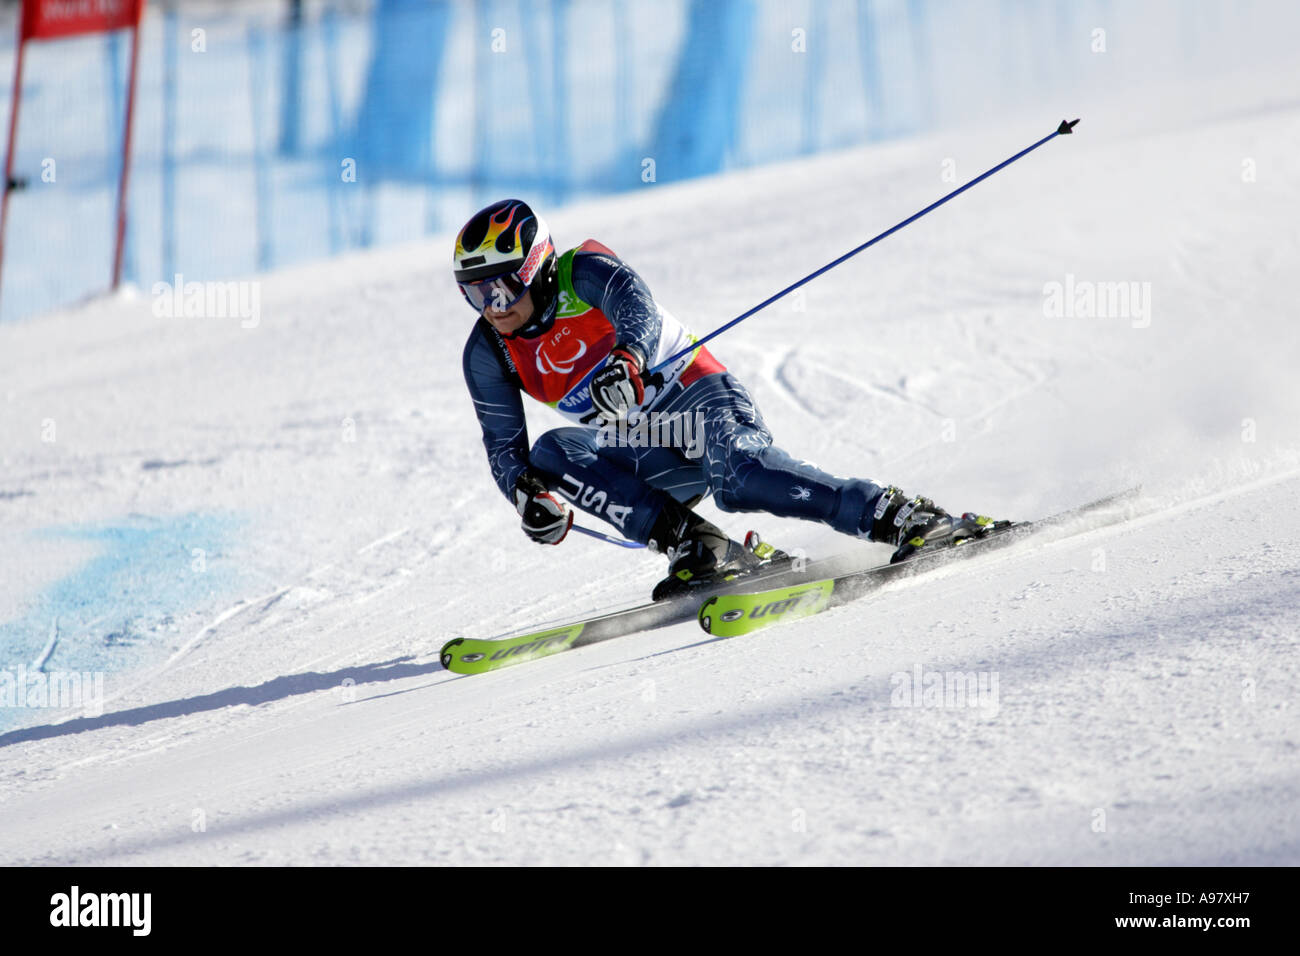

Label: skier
[458,199,997,600]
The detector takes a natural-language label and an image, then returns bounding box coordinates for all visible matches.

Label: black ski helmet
[453,199,557,317]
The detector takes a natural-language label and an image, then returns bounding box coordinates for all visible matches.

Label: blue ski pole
[651,118,1080,374]
[571,523,646,549]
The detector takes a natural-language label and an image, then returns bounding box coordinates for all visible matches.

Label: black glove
[514,472,574,545]
[590,345,646,422]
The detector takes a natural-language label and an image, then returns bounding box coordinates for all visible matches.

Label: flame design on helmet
[454,199,551,284]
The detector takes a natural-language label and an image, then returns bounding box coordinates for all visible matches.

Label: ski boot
[868,485,1005,564]
[649,500,790,602]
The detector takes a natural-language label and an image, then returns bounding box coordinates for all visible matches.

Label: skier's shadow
[0,656,442,749]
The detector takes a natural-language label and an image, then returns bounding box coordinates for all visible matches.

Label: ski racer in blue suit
[457,200,993,599]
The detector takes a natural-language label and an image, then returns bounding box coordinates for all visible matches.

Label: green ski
[698,489,1139,638]
[439,550,871,675]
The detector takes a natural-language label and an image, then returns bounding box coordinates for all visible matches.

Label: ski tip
[1057,118,1080,135]
[699,597,717,632]
[440,638,464,670]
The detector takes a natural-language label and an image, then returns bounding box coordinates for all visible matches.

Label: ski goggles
[458,272,528,313]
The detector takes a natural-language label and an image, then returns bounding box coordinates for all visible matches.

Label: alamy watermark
[596,410,706,459]
[1,666,104,718]
[1043,273,1151,328]
[50,886,151,936]
[152,273,261,328]
[890,663,1000,717]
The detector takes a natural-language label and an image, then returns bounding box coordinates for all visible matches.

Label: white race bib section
[639,306,704,412]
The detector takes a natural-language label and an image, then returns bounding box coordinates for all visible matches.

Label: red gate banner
[21,0,145,41]
[0,0,147,312]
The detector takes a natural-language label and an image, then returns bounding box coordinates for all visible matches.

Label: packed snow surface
[1,71,1298,865]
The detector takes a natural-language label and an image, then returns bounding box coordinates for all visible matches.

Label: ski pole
[572,523,646,549]
[651,118,1080,374]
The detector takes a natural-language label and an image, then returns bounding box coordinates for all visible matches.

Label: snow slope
[1,68,1298,865]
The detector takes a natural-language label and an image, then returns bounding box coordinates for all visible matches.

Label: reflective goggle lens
[459,273,527,313]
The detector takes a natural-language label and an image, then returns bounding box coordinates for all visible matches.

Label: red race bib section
[505,309,617,405]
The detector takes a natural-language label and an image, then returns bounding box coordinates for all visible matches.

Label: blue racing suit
[462,242,887,545]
